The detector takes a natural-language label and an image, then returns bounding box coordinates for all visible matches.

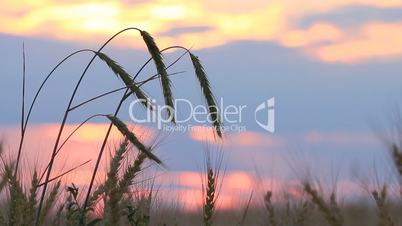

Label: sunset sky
[1,0,402,208]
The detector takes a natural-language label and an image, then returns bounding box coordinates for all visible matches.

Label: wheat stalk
[294,201,312,226]
[6,163,26,226]
[329,192,343,225]
[140,30,174,122]
[264,191,277,226]
[118,152,147,195]
[24,171,38,225]
[0,168,8,193]
[105,139,129,192]
[203,168,216,226]
[88,184,106,208]
[303,182,342,226]
[237,191,253,226]
[202,148,224,226]
[104,139,129,226]
[39,180,61,225]
[372,185,395,226]
[391,144,402,176]
[106,115,162,165]
[190,53,222,137]
[96,52,153,110]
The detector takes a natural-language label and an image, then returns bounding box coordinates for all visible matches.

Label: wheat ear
[140,30,174,122]
[96,52,153,110]
[190,53,222,137]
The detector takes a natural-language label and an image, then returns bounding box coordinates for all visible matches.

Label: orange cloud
[280,23,344,48]
[313,22,402,63]
[0,0,285,50]
[2,0,402,62]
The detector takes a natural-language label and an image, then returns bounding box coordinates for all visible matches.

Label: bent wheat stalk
[106,115,162,164]
[190,53,222,137]
[22,27,223,226]
[36,27,144,226]
[141,30,174,122]
[95,52,153,110]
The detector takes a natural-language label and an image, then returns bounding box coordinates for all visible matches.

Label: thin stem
[15,43,26,177]
[80,46,190,222]
[132,45,188,81]
[35,27,141,226]
[69,86,127,112]
[38,114,105,183]
[74,46,190,111]
[123,47,190,100]
[69,46,188,112]
[70,70,185,112]
[80,94,126,225]
[37,160,91,187]
[21,43,26,135]
[15,49,95,176]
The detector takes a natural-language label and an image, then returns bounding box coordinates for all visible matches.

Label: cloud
[154,170,366,209]
[303,130,378,146]
[278,20,402,63]
[156,171,258,210]
[312,22,402,63]
[159,25,213,37]
[2,0,402,62]
[0,123,155,185]
[0,124,384,209]
[299,5,402,28]
[279,23,344,48]
[188,126,380,148]
[188,126,284,148]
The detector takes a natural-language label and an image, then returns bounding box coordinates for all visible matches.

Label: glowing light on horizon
[0,124,381,210]
[150,5,187,20]
[3,0,402,63]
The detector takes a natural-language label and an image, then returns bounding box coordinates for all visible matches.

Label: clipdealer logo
[254,97,275,133]
[128,97,275,133]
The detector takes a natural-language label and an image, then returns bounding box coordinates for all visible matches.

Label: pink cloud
[156,171,257,210]
[0,124,383,210]
[304,131,378,146]
[188,126,218,143]
[0,123,155,186]
[280,23,344,48]
[189,126,379,150]
[155,170,367,209]
[188,126,284,148]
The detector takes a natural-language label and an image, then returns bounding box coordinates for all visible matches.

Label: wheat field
[1,28,402,226]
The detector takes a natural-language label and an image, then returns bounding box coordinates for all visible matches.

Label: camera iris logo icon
[254,97,275,133]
